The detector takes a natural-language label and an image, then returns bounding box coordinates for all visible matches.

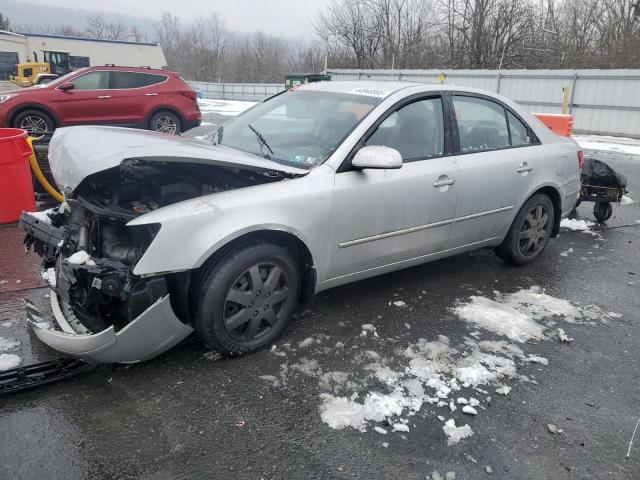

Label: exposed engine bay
[22,160,285,336]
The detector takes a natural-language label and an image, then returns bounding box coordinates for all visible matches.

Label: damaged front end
[21,151,291,363]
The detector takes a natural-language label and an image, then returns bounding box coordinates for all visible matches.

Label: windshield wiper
[213,126,223,144]
[248,124,274,158]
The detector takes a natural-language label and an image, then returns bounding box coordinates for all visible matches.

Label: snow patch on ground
[0,336,20,352]
[574,135,640,157]
[442,419,474,445]
[560,218,594,231]
[620,195,634,206]
[197,98,256,116]
[0,353,22,371]
[260,287,614,447]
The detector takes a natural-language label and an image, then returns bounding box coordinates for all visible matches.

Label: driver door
[58,70,114,125]
[327,96,459,280]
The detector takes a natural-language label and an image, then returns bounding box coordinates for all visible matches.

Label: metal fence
[188,81,283,102]
[193,71,640,137]
[327,69,640,138]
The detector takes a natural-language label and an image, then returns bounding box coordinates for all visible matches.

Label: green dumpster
[285,73,331,90]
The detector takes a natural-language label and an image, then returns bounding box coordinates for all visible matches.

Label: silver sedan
[21,81,581,363]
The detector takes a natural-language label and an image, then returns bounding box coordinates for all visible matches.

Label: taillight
[577,150,585,169]
[181,90,197,101]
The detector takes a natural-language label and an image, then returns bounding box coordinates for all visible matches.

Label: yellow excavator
[10,50,72,87]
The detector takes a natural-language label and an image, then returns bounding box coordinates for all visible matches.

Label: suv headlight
[0,94,17,103]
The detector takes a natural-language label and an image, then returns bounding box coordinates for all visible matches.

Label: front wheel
[13,110,54,138]
[149,110,182,134]
[495,194,555,265]
[195,243,300,357]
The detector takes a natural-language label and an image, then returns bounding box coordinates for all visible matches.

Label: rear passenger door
[109,71,167,126]
[447,94,541,248]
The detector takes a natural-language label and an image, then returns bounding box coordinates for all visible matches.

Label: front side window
[453,96,509,153]
[72,71,109,90]
[366,97,445,161]
[111,71,166,89]
[218,90,380,169]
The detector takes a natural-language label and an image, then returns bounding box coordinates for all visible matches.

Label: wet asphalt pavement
[0,118,639,480]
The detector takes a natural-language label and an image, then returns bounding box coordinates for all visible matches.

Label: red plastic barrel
[0,128,36,224]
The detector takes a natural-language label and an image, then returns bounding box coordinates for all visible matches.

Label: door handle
[97,95,111,99]
[145,93,158,96]
[433,177,456,187]
[517,162,533,172]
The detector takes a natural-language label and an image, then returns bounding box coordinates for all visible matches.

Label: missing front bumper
[25,291,193,364]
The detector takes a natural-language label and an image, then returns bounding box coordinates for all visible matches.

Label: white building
[0,30,167,79]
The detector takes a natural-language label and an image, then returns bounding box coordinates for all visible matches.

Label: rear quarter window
[111,71,167,89]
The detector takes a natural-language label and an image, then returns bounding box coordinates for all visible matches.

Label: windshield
[217,89,381,169]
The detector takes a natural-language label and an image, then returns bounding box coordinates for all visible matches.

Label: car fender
[8,102,61,126]
[129,165,336,280]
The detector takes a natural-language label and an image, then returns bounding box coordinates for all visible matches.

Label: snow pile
[442,419,474,445]
[41,267,56,287]
[560,218,594,231]
[66,250,96,266]
[620,195,634,206]
[0,354,22,371]
[0,337,20,352]
[197,99,256,116]
[574,135,640,157]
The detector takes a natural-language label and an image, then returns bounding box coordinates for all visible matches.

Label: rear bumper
[25,291,193,364]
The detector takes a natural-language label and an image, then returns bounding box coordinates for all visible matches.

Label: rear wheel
[149,110,181,134]
[12,110,54,137]
[495,194,555,265]
[195,243,300,357]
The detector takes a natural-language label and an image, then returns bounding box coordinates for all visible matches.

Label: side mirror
[59,82,74,92]
[352,145,403,170]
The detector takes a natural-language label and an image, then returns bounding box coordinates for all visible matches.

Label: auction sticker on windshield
[349,88,390,98]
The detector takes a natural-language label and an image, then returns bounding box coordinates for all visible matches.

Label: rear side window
[72,71,109,90]
[366,97,445,161]
[111,71,167,89]
[453,96,509,153]
[507,110,532,146]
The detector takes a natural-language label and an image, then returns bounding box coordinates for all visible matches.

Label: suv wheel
[13,110,54,137]
[495,193,555,265]
[195,243,300,357]
[149,111,181,134]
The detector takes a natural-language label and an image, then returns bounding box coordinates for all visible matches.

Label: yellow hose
[26,137,64,203]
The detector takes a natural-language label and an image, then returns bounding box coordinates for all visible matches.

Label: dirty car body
[21,82,581,363]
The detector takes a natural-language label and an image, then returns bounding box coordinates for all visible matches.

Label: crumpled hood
[49,126,309,192]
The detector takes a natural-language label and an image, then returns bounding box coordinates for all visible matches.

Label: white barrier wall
[188,69,640,137]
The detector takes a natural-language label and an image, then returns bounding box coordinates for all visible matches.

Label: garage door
[0,51,18,80]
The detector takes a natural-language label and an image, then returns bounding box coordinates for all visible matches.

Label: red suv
[0,65,201,135]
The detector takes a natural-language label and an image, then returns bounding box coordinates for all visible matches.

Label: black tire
[149,110,182,134]
[593,202,612,222]
[195,243,300,357]
[12,109,55,137]
[495,193,555,265]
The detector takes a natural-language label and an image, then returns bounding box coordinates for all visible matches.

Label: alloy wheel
[223,262,291,342]
[154,115,178,134]
[19,115,49,135]
[517,204,550,257]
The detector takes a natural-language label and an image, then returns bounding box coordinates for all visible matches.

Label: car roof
[298,80,507,99]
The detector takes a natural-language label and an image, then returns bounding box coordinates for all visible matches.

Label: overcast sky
[24,0,333,35]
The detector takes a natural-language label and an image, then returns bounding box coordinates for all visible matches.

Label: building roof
[15,31,160,47]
